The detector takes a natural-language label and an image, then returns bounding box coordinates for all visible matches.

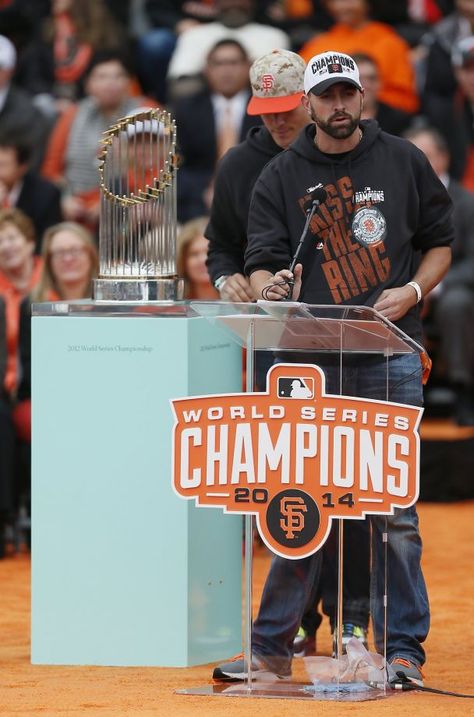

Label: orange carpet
[0,502,473,716]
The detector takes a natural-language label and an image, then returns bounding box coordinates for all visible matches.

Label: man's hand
[374,285,418,322]
[219,273,254,302]
[259,264,303,301]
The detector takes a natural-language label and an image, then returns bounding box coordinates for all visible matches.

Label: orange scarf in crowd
[0,257,43,395]
[54,12,92,85]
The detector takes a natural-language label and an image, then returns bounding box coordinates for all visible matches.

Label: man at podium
[207,47,372,661]
[213,50,453,688]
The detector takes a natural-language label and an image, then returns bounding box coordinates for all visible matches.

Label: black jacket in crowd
[16,172,62,254]
[206,125,285,283]
[245,119,454,342]
[444,178,474,290]
[174,89,260,223]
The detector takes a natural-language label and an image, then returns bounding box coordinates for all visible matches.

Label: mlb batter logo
[170,363,422,559]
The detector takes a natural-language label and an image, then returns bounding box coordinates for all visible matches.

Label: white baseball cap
[304,51,362,96]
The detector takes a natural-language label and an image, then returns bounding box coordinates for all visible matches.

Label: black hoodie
[245,119,454,341]
[206,125,282,283]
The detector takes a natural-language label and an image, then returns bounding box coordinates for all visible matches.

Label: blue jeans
[253,353,429,668]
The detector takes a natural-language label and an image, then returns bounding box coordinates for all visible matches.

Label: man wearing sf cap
[206,49,309,302]
[214,51,453,687]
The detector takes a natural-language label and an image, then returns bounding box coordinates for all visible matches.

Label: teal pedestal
[31,308,243,667]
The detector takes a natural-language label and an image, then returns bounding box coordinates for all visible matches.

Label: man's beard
[310,107,360,140]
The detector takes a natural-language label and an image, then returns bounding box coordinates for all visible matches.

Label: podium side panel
[31,315,241,666]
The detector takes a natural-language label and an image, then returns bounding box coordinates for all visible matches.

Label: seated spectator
[177,217,219,299]
[406,125,474,426]
[0,206,43,552]
[0,295,15,558]
[15,0,126,116]
[167,0,289,85]
[12,221,99,541]
[421,0,474,176]
[41,50,156,234]
[0,34,51,170]
[0,209,41,400]
[30,221,99,303]
[353,53,414,135]
[446,36,474,189]
[299,0,419,113]
[135,0,217,103]
[173,39,260,222]
[0,134,62,253]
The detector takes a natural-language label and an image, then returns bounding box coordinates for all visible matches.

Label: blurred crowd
[0,0,473,556]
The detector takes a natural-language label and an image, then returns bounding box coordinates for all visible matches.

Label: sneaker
[388,657,424,688]
[212,653,291,683]
[293,627,316,657]
[332,624,368,657]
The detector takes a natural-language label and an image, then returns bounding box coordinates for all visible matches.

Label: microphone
[301,186,328,216]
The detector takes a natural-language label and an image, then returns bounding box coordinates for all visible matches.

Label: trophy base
[92,277,184,302]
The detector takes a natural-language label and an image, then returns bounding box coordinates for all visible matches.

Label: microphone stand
[286,198,321,301]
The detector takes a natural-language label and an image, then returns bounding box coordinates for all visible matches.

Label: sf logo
[280,496,307,539]
[262,73,274,92]
[266,489,320,549]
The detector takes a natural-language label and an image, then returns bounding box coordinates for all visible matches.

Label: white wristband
[214,275,229,292]
[407,280,422,304]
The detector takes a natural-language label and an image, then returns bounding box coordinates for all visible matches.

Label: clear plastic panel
[177,301,420,701]
[190,301,423,356]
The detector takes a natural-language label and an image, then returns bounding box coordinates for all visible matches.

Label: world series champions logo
[170,364,422,559]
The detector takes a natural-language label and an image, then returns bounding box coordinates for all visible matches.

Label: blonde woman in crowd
[177,217,218,300]
[30,221,98,302]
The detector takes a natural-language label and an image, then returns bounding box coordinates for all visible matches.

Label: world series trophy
[92,107,184,301]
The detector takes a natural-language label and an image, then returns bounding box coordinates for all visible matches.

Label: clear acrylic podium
[177,300,424,702]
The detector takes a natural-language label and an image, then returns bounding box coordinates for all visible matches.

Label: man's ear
[301,94,312,117]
